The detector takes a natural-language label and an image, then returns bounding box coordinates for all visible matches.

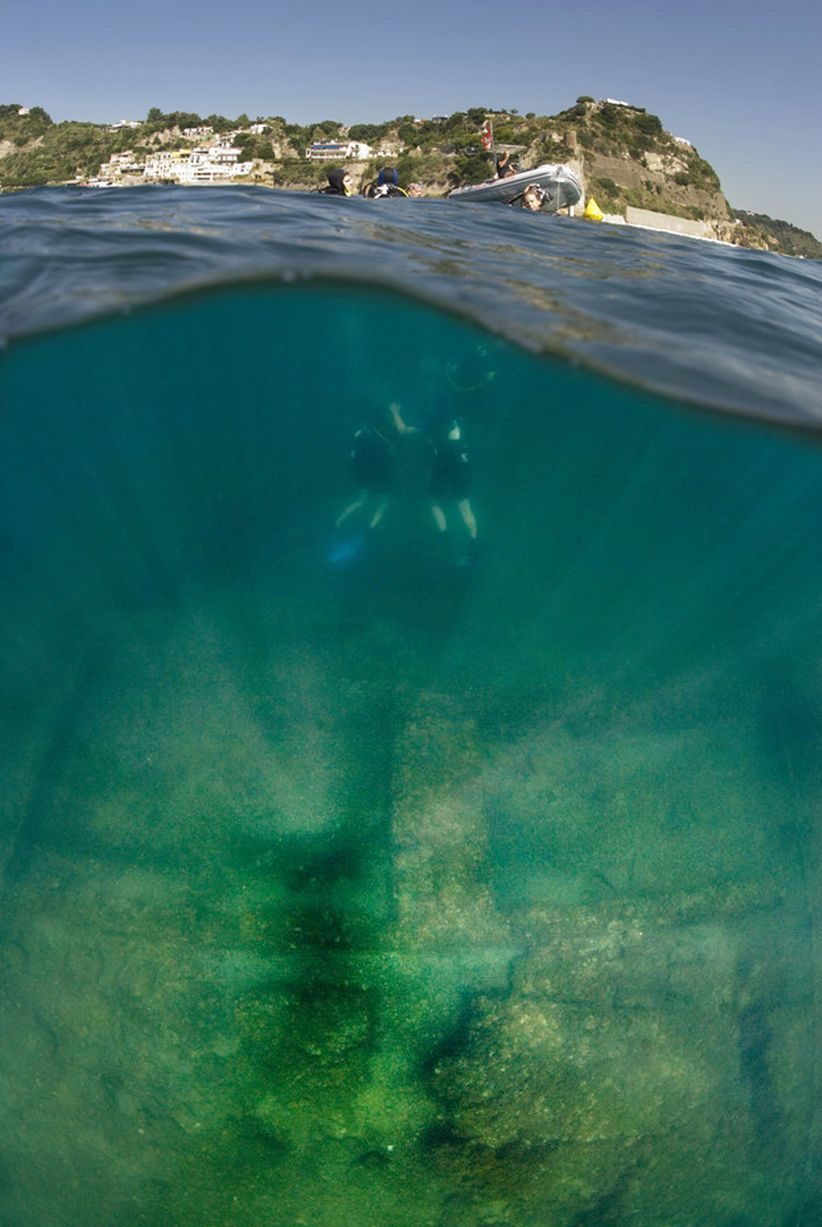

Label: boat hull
[447,163,583,210]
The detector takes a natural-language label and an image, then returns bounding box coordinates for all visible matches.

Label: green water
[0,284,820,1227]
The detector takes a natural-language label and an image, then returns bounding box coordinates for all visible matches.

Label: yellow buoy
[584,196,604,221]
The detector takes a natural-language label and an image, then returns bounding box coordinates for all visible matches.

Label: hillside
[2,100,820,258]
[732,209,822,259]
[553,98,730,222]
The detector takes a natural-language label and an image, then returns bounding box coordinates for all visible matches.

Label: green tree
[206,114,235,133]
[398,123,419,147]
[451,150,492,186]
[313,119,342,136]
[635,112,662,135]
[235,134,274,161]
[348,124,380,142]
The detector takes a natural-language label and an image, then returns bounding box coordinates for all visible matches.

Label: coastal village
[88,129,386,188]
[87,121,418,189]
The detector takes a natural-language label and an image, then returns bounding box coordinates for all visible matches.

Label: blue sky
[4,0,820,236]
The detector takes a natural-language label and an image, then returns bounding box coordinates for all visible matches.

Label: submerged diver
[427,417,478,550]
[390,402,478,557]
[335,420,396,532]
[363,166,408,199]
[320,168,353,196]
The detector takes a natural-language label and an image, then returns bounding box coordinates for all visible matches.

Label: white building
[306,141,349,161]
[110,119,142,130]
[142,149,186,179]
[143,145,254,184]
[210,143,244,163]
[100,150,146,176]
[305,140,373,161]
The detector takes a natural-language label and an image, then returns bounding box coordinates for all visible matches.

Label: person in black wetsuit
[427,417,478,543]
[320,168,353,196]
[390,404,478,552]
[335,421,395,531]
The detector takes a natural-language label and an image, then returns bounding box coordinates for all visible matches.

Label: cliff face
[574,142,733,223]
[531,99,733,226]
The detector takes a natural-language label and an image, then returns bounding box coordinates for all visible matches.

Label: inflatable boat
[447,163,583,210]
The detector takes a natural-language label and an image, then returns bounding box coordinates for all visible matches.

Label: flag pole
[480,116,494,174]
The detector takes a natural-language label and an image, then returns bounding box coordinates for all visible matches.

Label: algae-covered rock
[432,984,725,1150]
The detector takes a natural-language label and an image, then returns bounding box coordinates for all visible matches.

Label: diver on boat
[320,168,353,196]
[363,167,408,199]
[495,151,518,179]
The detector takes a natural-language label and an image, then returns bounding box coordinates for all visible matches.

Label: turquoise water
[0,188,821,1227]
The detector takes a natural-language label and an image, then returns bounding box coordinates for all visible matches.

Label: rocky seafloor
[1,585,817,1227]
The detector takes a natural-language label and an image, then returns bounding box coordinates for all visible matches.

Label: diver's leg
[369,498,388,530]
[335,491,367,528]
[431,503,447,532]
[457,498,478,539]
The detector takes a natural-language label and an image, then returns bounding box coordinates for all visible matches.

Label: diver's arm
[389,402,420,435]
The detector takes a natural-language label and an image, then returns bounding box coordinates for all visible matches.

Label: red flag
[480,119,493,150]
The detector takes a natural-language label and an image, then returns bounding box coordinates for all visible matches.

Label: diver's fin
[327,531,366,568]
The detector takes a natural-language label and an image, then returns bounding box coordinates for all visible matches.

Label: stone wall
[625,206,714,238]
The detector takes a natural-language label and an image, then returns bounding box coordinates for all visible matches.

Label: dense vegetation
[0,114,139,186]
[0,103,53,142]
[732,210,822,259]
